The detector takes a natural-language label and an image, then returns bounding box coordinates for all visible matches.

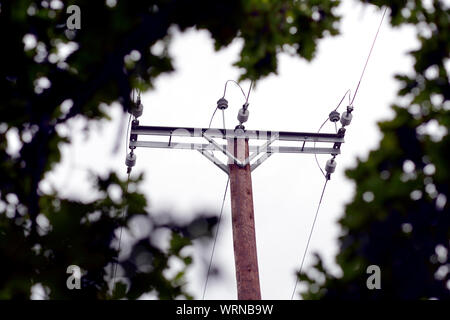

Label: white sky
[37,1,420,300]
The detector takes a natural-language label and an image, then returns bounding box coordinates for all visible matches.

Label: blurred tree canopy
[300,0,450,300]
[0,0,342,299]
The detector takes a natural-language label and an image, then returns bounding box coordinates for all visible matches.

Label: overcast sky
[36,1,421,300]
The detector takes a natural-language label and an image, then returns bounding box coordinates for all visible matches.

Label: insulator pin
[234,127,245,137]
[125,152,136,168]
[329,110,340,122]
[131,102,143,118]
[217,98,228,110]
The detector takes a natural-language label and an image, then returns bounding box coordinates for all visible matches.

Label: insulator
[329,110,340,122]
[125,152,136,168]
[325,159,337,174]
[217,98,228,110]
[340,111,352,126]
[237,108,249,124]
[132,102,143,118]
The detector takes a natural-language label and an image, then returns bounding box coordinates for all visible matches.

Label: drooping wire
[223,80,247,100]
[125,114,132,152]
[203,103,229,299]
[209,80,253,128]
[112,88,136,292]
[112,171,131,291]
[334,89,352,111]
[291,178,329,300]
[350,7,388,106]
[208,108,218,129]
[202,177,230,300]
[125,88,137,151]
[290,6,387,300]
[245,80,254,104]
[313,118,328,178]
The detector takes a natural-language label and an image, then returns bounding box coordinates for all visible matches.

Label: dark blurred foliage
[300,0,450,299]
[0,0,341,299]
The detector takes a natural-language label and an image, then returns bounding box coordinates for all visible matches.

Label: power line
[202,177,230,300]
[291,7,388,300]
[291,178,329,300]
[125,114,132,152]
[112,171,130,290]
[334,89,352,111]
[350,7,388,106]
[245,80,254,104]
[313,7,387,176]
[113,88,138,292]
[313,118,329,178]
[203,102,229,300]
[223,80,247,100]
[208,107,218,129]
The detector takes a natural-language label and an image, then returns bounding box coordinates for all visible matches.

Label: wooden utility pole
[227,135,261,300]
[127,124,344,299]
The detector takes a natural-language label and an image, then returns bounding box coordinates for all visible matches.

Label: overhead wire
[112,171,131,291]
[223,80,247,100]
[125,114,132,152]
[209,80,253,128]
[112,87,137,292]
[291,178,329,300]
[334,89,352,111]
[313,6,387,176]
[245,80,254,104]
[202,106,229,300]
[292,7,388,299]
[202,177,230,300]
[208,108,218,129]
[350,7,388,106]
[313,118,329,178]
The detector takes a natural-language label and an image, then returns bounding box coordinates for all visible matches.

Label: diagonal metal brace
[243,133,279,167]
[250,152,273,172]
[198,149,229,175]
[202,133,244,167]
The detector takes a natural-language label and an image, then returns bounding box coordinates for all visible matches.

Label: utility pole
[227,135,261,300]
[126,98,349,300]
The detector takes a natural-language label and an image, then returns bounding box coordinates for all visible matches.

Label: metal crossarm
[129,140,340,155]
[129,125,344,174]
[131,125,344,143]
